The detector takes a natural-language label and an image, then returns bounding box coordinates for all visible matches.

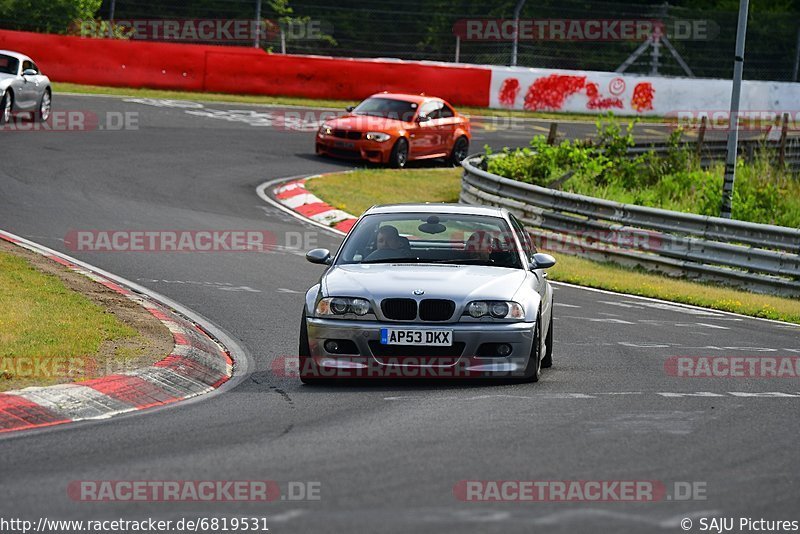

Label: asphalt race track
[1,94,798,533]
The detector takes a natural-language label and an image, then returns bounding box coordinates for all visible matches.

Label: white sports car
[0,50,52,124]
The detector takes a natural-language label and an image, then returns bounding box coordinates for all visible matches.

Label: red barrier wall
[0,29,491,106]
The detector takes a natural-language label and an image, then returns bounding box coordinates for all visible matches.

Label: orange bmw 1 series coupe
[315,93,471,168]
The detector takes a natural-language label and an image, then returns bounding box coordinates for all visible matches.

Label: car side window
[419,101,443,120]
[30,62,39,74]
[440,104,455,118]
[509,215,536,263]
[22,60,33,73]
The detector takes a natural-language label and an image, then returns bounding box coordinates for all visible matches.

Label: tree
[0,0,103,33]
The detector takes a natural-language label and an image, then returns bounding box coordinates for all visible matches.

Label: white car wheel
[1,91,12,124]
[38,90,51,122]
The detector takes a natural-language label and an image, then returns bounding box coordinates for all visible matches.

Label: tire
[541,310,553,369]
[298,310,328,385]
[37,89,51,123]
[521,312,543,382]
[448,136,469,166]
[389,138,409,168]
[0,90,12,125]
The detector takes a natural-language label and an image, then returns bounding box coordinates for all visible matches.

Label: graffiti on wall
[495,73,655,114]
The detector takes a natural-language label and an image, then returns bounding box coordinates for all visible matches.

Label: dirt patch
[0,239,173,391]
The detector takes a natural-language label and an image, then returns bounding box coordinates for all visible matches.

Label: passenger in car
[465,231,497,261]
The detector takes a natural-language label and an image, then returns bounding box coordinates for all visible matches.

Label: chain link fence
[2,0,798,82]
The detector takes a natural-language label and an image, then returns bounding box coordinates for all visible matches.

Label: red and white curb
[271,174,358,234]
[0,230,236,434]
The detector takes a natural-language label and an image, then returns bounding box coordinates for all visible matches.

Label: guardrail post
[547,123,558,145]
[696,116,707,157]
[745,142,755,163]
[779,112,789,167]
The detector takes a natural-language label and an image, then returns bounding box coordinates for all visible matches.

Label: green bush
[486,116,800,228]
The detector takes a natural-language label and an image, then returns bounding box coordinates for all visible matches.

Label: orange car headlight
[365,132,391,142]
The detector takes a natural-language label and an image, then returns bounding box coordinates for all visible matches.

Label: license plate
[380,328,452,346]
[334,141,354,148]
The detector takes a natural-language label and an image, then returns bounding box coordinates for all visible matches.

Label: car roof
[367,93,441,105]
[364,203,507,217]
[0,50,30,62]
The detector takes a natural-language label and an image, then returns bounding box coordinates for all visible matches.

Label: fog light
[324,340,340,353]
[497,344,512,356]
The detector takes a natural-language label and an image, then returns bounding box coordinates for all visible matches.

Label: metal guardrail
[630,137,800,171]
[460,154,800,297]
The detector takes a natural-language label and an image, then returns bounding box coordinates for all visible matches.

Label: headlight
[365,131,391,142]
[467,301,488,318]
[316,297,371,317]
[464,301,524,320]
[318,125,333,136]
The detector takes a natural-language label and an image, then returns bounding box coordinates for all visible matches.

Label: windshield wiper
[360,257,421,264]
[425,258,495,266]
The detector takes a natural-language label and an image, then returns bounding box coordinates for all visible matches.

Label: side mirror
[22,69,37,76]
[306,248,332,265]
[345,106,354,112]
[416,114,430,123]
[531,253,556,270]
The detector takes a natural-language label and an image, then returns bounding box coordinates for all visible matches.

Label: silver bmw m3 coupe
[0,50,52,124]
[300,204,556,383]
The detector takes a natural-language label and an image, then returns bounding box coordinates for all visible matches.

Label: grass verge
[305,168,461,216]
[0,241,171,391]
[549,255,800,323]
[304,167,800,324]
[52,82,666,122]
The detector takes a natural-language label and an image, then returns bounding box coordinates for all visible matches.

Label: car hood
[324,114,410,131]
[323,264,526,302]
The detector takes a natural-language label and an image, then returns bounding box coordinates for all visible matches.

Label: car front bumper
[305,317,536,379]
[315,135,393,163]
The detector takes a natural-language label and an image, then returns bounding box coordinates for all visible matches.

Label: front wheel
[37,89,51,123]
[541,310,553,368]
[298,310,330,385]
[520,313,543,382]
[448,136,469,166]
[1,90,12,125]
[389,138,409,168]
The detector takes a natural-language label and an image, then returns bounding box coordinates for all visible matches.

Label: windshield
[352,97,418,122]
[0,54,19,75]
[336,212,523,269]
